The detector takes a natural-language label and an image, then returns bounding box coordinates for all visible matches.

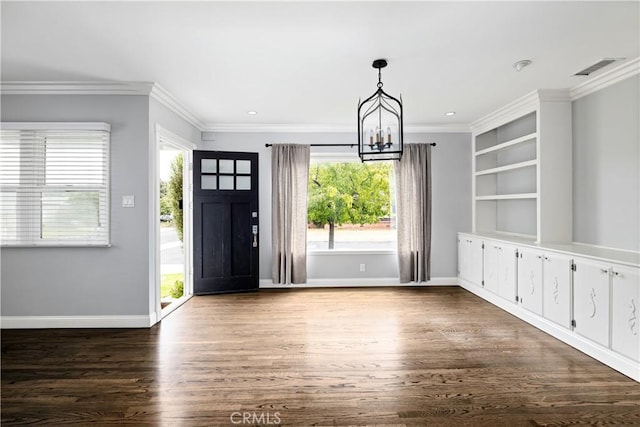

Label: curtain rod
[264,143,436,147]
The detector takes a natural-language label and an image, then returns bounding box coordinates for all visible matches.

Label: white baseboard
[1,314,155,329]
[458,277,640,383]
[260,277,458,289]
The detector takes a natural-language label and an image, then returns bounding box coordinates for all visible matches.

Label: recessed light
[445,111,456,116]
[247,111,258,115]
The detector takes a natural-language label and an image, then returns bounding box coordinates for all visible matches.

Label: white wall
[1,95,151,317]
[573,75,640,251]
[200,131,472,281]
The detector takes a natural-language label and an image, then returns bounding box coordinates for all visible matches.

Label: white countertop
[459,231,640,267]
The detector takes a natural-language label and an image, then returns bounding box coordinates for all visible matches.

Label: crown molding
[570,57,640,101]
[471,57,640,135]
[14,62,637,137]
[148,83,206,130]
[470,91,539,135]
[470,89,572,135]
[0,80,206,131]
[537,89,572,102]
[203,123,470,133]
[0,81,155,96]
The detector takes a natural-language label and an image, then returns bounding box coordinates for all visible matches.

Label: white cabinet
[497,243,518,303]
[542,253,572,329]
[573,259,610,347]
[484,241,517,301]
[457,232,640,379]
[517,248,543,315]
[457,236,469,280]
[483,243,498,294]
[458,234,483,287]
[611,266,639,362]
[470,239,484,287]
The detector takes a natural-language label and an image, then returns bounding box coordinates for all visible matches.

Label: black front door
[193,151,259,294]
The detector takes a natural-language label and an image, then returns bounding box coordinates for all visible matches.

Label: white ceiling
[1,1,638,130]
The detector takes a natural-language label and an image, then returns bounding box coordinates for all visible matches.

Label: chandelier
[357,59,403,161]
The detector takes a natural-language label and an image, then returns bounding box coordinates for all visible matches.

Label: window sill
[308,249,397,256]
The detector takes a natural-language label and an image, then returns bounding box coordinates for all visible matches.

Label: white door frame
[150,124,195,325]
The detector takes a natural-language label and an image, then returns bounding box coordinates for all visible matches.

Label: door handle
[252,225,258,247]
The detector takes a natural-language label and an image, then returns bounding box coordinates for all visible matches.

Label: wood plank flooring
[2,287,639,426]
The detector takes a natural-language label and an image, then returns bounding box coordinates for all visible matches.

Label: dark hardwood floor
[2,287,639,426]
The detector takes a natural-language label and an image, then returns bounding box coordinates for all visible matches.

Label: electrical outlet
[359,264,366,272]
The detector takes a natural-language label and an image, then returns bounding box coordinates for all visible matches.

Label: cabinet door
[469,238,484,287]
[497,244,518,303]
[458,236,469,280]
[483,243,498,294]
[611,265,639,361]
[573,259,610,347]
[517,249,543,315]
[542,253,572,329]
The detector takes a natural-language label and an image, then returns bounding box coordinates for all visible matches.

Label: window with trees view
[307,158,396,251]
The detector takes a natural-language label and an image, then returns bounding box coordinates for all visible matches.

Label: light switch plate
[122,195,135,208]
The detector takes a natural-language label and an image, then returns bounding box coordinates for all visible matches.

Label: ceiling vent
[574,59,618,76]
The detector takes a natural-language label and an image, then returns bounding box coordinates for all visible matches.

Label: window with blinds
[0,123,110,246]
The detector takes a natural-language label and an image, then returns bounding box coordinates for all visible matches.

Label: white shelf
[475,132,537,156]
[475,159,537,176]
[475,193,537,201]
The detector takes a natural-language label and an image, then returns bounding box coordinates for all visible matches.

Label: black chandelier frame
[357,59,404,162]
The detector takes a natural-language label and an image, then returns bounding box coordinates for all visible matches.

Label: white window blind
[0,123,110,246]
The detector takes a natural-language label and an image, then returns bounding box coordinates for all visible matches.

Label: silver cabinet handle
[600,268,609,274]
[536,255,543,259]
[612,271,622,278]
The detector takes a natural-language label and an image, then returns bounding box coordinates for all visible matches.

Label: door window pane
[201,175,217,190]
[236,176,251,190]
[201,159,217,173]
[219,159,234,174]
[236,160,251,174]
[219,175,234,190]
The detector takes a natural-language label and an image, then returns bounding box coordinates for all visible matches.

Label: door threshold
[160,294,193,319]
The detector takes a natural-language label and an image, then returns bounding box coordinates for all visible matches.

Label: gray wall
[1,95,151,316]
[200,131,471,280]
[573,75,640,251]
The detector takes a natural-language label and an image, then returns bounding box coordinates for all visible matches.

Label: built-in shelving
[474,132,537,156]
[475,159,537,176]
[471,90,572,243]
[475,193,537,201]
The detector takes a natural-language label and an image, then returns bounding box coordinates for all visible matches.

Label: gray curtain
[271,144,310,284]
[395,143,432,283]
